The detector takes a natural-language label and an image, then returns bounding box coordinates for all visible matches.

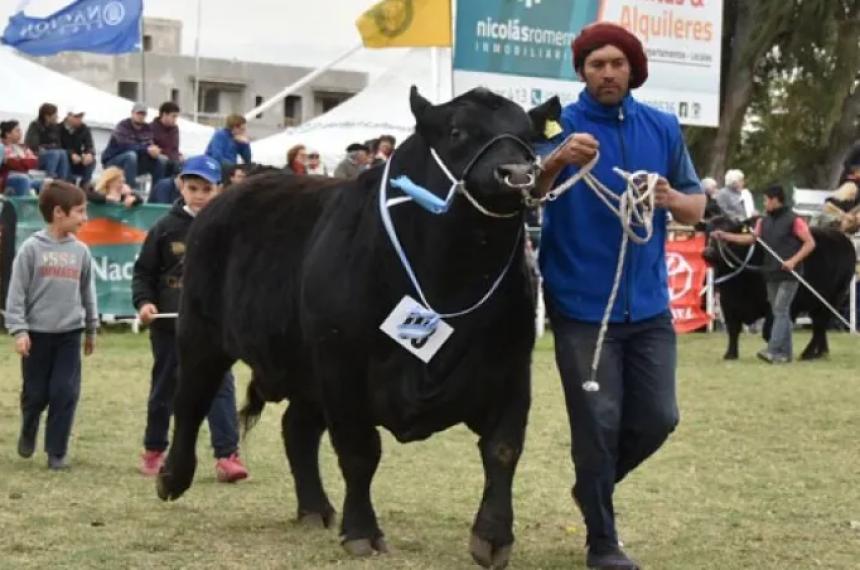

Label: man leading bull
[535,23,706,569]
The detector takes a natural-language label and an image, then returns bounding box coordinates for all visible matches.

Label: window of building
[283,95,302,126]
[143,35,153,52]
[313,91,353,116]
[118,81,139,102]
[255,95,264,119]
[196,81,245,117]
[170,88,180,105]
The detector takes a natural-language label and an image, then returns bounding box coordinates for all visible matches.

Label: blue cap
[180,155,222,184]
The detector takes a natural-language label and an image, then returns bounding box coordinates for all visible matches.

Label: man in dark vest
[713,185,816,362]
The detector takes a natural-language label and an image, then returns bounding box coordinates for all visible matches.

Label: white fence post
[851,274,857,335]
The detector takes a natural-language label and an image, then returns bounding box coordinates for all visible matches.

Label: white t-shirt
[740,188,756,217]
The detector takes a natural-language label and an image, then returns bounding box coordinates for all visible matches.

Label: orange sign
[666,234,711,333]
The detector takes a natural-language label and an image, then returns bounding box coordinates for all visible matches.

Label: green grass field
[1,330,858,569]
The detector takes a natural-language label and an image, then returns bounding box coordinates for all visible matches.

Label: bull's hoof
[723,352,738,360]
[342,536,388,557]
[156,463,194,502]
[799,351,824,361]
[470,534,512,569]
[297,509,336,529]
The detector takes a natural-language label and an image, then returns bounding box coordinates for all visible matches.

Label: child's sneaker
[215,453,248,483]
[139,450,166,476]
[47,455,69,470]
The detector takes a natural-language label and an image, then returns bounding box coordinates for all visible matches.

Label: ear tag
[544,119,563,139]
[390,175,453,214]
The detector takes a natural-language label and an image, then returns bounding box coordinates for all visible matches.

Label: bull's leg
[468,363,530,570]
[724,318,741,360]
[282,401,336,528]
[157,334,233,501]
[801,308,828,360]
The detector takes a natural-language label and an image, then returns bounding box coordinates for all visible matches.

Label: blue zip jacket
[539,90,701,324]
[205,128,252,165]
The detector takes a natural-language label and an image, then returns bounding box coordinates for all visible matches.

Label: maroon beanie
[572,22,648,89]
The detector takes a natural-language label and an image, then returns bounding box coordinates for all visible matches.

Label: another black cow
[703,216,856,360]
[156,87,556,568]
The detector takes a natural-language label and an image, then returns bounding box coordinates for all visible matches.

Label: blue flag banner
[1,0,142,56]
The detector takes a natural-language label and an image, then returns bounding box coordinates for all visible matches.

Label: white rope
[541,137,659,392]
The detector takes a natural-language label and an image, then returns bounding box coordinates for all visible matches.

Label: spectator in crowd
[149,174,181,204]
[286,144,308,175]
[716,169,755,220]
[306,149,328,176]
[87,166,142,208]
[223,164,246,188]
[101,103,168,189]
[713,185,816,363]
[373,134,396,166]
[700,177,719,199]
[5,181,97,470]
[151,101,183,178]
[60,107,96,186]
[333,142,369,180]
[1,120,39,196]
[132,155,249,482]
[25,103,70,181]
[205,114,252,169]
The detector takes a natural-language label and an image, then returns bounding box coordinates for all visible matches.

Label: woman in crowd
[1,120,39,196]
[88,166,142,208]
[25,103,70,181]
[306,149,328,176]
[286,144,308,175]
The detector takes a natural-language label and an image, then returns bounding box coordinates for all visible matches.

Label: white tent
[251,49,452,169]
[0,47,213,156]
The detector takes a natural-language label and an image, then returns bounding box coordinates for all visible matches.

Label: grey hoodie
[5,230,98,338]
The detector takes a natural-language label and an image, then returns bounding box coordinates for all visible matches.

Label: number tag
[380,295,454,363]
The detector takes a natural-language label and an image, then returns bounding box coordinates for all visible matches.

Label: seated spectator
[1,120,39,196]
[101,103,168,190]
[306,149,328,176]
[700,177,719,199]
[205,114,251,169]
[25,103,70,181]
[89,166,142,208]
[60,107,96,186]
[149,175,181,204]
[286,144,308,175]
[223,164,246,188]
[333,143,370,180]
[372,134,396,167]
[151,101,183,178]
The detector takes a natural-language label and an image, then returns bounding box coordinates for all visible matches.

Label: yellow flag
[356,0,452,48]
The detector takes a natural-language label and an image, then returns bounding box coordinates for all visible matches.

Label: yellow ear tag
[544,119,563,139]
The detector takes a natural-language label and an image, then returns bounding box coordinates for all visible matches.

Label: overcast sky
[0,0,409,74]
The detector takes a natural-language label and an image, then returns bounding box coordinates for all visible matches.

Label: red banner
[666,234,711,333]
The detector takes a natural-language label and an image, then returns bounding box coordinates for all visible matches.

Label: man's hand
[123,194,137,208]
[15,334,31,357]
[782,259,798,273]
[551,133,599,168]
[71,153,82,165]
[147,145,161,158]
[711,230,727,241]
[653,177,679,209]
[82,153,94,166]
[138,303,158,325]
[233,134,250,144]
[84,335,96,356]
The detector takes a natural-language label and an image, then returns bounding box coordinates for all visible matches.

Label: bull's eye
[450,128,463,141]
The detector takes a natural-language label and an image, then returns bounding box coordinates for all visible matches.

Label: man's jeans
[4,173,32,196]
[105,151,168,189]
[550,309,679,552]
[38,149,70,181]
[69,161,96,186]
[766,280,799,359]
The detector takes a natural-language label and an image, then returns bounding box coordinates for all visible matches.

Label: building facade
[30,18,367,139]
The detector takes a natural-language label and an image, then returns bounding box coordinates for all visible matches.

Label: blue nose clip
[390,175,456,215]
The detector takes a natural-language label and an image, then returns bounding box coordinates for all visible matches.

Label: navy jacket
[539,90,701,323]
[102,118,154,165]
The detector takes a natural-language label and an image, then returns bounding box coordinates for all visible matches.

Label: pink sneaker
[139,450,165,476]
[215,453,248,483]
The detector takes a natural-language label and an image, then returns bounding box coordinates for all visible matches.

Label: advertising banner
[453,0,723,127]
[6,197,168,317]
[666,234,711,333]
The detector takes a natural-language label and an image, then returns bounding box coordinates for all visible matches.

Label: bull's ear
[528,96,563,140]
[410,85,433,123]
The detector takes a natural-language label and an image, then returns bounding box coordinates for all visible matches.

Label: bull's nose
[495,163,535,187]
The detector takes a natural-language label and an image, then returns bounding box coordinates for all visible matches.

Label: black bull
[702,217,856,360]
[156,88,562,568]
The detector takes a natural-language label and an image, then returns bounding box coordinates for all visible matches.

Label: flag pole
[431,47,440,103]
[244,43,362,122]
[139,13,146,105]
[193,0,202,123]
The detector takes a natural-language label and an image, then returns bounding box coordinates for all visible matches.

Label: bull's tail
[238,374,266,438]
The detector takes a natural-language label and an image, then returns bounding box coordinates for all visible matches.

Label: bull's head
[701,214,756,269]
[409,86,556,214]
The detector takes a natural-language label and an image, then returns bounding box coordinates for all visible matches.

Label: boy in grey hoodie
[5,180,98,470]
